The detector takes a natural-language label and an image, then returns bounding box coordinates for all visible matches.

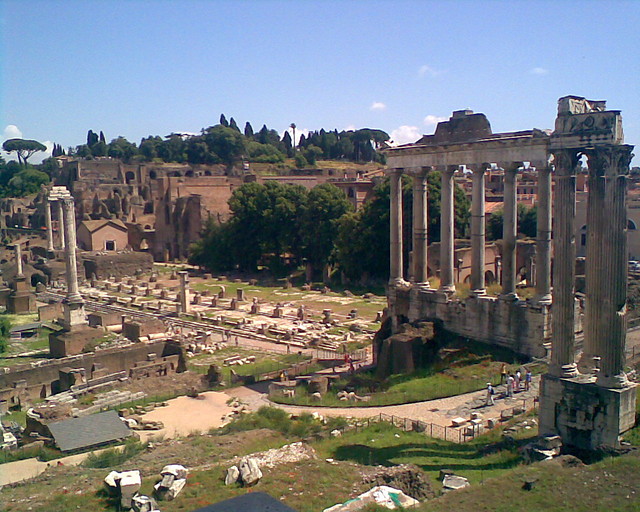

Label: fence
[370,396,538,443]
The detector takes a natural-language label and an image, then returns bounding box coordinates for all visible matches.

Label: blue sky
[1,0,639,163]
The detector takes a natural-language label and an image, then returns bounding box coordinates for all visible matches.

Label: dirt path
[137,391,235,441]
[225,377,540,429]
[0,447,123,488]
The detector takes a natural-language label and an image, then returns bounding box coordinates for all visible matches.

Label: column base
[532,293,552,305]
[389,277,410,288]
[597,372,630,389]
[471,288,486,297]
[438,287,455,298]
[499,291,518,302]
[539,372,637,450]
[549,363,580,379]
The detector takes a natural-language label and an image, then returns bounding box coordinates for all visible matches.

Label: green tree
[7,168,50,197]
[282,131,293,158]
[294,153,308,168]
[107,137,138,162]
[334,173,470,282]
[219,114,229,127]
[244,122,254,139]
[2,139,47,167]
[486,203,537,240]
[229,117,240,132]
[203,125,246,167]
[303,145,323,166]
[300,183,353,280]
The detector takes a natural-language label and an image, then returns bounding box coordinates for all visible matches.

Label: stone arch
[204,170,212,176]
[628,219,637,230]
[149,170,157,179]
[185,170,194,178]
[485,270,496,284]
[125,171,135,184]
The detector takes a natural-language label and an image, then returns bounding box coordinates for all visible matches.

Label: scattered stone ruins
[385,96,636,449]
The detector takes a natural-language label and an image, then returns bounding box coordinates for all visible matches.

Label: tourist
[500,363,507,384]
[525,368,532,391]
[506,374,514,398]
[485,382,495,406]
[515,369,521,391]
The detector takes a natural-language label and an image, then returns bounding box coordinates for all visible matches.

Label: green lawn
[187,346,314,384]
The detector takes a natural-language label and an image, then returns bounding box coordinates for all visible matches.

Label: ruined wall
[394,286,552,358]
[0,341,178,406]
[82,252,153,279]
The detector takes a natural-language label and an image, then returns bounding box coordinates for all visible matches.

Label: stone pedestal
[539,373,637,450]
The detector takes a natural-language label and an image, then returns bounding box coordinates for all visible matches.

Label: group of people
[485,363,532,406]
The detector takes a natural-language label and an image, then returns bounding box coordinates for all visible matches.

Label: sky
[1,0,639,163]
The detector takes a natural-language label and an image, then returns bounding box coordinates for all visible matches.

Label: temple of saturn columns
[384,96,636,449]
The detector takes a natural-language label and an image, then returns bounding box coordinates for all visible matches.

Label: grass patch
[315,419,536,487]
[187,346,314,384]
[217,405,347,439]
[274,334,541,407]
[82,438,147,468]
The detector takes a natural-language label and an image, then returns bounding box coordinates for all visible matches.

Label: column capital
[585,144,635,178]
[442,165,457,177]
[502,161,523,174]
[551,148,581,176]
[471,163,490,175]
[387,167,405,177]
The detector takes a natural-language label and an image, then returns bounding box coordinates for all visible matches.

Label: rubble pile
[154,464,188,501]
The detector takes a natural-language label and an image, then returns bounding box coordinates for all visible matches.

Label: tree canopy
[2,139,47,167]
[190,174,470,283]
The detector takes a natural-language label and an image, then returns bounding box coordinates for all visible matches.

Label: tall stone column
[15,243,23,277]
[534,166,552,304]
[439,166,457,293]
[62,197,82,303]
[178,270,191,314]
[389,169,404,284]
[501,163,521,300]
[57,201,66,250]
[470,164,488,295]
[588,145,635,388]
[550,149,580,378]
[412,167,430,286]
[581,163,605,372]
[45,200,54,253]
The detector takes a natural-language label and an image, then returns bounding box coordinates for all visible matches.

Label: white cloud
[530,67,549,75]
[370,102,386,111]
[389,125,421,146]
[424,115,447,126]
[281,126,309,146]
[418,64,444,77]
[3,124,22,140]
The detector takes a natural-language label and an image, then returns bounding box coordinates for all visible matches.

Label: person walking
[525,368,532,391]
[506,374,514,398]
[515,369,521,392]
[500,363,507,384]
[485,382,495,406]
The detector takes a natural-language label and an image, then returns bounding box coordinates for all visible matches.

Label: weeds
[82,438,146,468]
